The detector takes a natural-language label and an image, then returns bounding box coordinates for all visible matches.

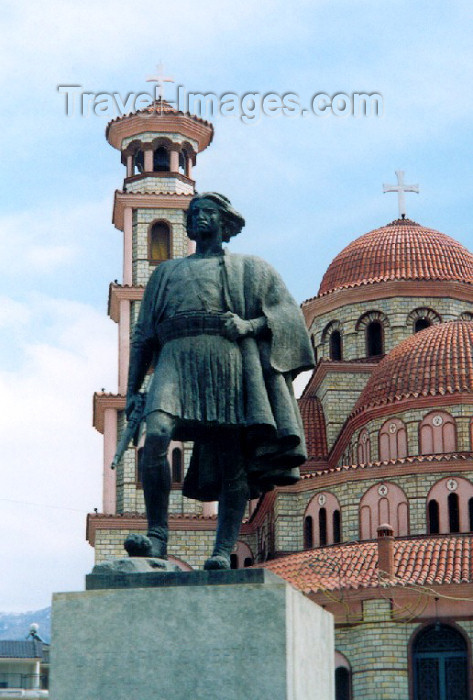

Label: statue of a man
[125,193,314,569]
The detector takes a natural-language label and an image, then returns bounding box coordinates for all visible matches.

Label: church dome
[352,321,473,416]
[318,218,473,296]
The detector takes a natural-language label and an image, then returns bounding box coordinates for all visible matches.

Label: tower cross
[146,62,174,100]
[383,170,419,219]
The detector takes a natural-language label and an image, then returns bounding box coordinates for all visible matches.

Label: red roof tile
[352,321,473,414]
[318,219,473,296]
[298,394,328,460]
[262,534,473,592]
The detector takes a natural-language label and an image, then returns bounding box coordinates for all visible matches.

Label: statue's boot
[204,476,249,570]
[141,448,171,559]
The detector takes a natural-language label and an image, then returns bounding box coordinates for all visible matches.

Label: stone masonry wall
[132,208,188,287]
[335,600,473,699]
[274,466,473,550]
[311,295,472,362]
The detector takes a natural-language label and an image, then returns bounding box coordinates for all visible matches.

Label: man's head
[186,193,245,243]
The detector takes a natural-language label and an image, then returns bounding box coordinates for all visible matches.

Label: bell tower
[89,99,214,563]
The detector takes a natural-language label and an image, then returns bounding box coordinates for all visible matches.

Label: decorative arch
[321,320,343,360]
[356,311,389,358]
[230,541,254,569]
[149,220,171,263]
[407,307,442,333]
[427,476,473,534]
[460,311,473,321]
[168,555,194,571]
[357,428,371,465]
[419,411,457,455]
[359,482,409,540]
[379,418,408,461]
[305,492,342,547]
[411,623,470,700]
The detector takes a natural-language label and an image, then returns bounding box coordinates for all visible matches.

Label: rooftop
[317,218,473,297]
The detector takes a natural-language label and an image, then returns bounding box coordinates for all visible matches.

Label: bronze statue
[125,193,314,569]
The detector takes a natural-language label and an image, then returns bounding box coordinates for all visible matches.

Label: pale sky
[1,0,473,612]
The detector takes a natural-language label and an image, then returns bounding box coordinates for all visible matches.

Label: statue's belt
[156,312,228,345]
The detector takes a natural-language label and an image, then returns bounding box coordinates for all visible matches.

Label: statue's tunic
[132,251,314,500]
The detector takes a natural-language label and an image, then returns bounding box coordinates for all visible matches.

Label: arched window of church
[335,652,352,700]
[359,482,409,540]
[412,623,469,700]
[305,493,342,547]
[419,411,456,455]
[149,222,171,263]
[427,477,473,534]
[330,330,342,360]
[153,146,170,172]
[448,493,460,533]
[171,448,182,483]
[408,307,441,333]
[304,516,313,549]
[319,508,327,546]
[333,510,341,544]
[357,429,371,465]
[428,499,440,534]
[379,418,408,461]
[366,321,383,356]
[414,318,431,333]
[134,150,144,174]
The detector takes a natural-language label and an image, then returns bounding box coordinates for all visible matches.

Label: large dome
[318,218,473,296]
[352,321,473,416]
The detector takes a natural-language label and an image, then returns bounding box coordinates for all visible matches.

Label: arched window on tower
[171,448,182,483]
[412,623,469,700]
[153,146,170,172]
[149,222,171,263]
[427,477,473,534]
[179,150,187,175]
[419,411,456,455]
[330,330,342,360]
[366,321,383,356]
[134,150,144,174]
[359,482,409,540]
[305,493,341,547]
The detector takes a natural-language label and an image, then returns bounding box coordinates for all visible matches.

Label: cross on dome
[146,62,174,100]
[383,170,419,219]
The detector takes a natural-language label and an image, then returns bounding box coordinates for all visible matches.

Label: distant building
[87,99,473,699]
[0,640,49,698]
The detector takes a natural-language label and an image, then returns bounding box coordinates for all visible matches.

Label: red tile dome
[318,218,473,296]
[353,321,473,415]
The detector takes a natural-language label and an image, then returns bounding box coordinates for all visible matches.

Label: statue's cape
[134,251,315,500]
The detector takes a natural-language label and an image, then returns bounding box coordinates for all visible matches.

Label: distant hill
[0,608,51,643]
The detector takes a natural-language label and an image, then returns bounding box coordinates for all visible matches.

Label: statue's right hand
[125,393,140,420]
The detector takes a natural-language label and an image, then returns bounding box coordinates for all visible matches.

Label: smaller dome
[318,218,473,296]
[352,321,473,415]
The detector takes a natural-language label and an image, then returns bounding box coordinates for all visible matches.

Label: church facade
[87,101,473,699]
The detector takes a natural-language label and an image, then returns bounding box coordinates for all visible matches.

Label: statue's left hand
[222,312,253,341]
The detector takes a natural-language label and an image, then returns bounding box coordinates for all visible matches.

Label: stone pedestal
[50,569,334,700]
